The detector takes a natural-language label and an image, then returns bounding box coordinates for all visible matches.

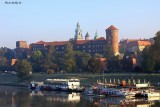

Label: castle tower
[94,30,99,40]
[74,22,83,40]
[85,32,90,40]
[105,25,119,55]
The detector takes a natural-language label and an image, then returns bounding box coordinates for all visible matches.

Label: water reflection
[83,95,160,107]
[30,91,80,103]
[0,86,94,107]
[0,86,160,107]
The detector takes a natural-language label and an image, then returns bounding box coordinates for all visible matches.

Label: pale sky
[0,0,160,49]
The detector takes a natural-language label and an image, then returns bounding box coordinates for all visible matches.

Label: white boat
[43,78,83,92]
[100,87,125,97]
[142,91,160,97]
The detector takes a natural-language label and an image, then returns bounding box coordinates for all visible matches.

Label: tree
[30,51,43,72]
[0,57,6,66]
[87,57,101,74]
[75,51,91,72]
[107,55,123,72]
[14,59,32,79]
[30,51,43,63]
[103,45,114,58]
[62,42,76,73]
[94,53,103,58]
[141,31,160,73]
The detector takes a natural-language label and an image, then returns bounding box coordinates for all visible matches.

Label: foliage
[103,45,114,58]
[0,57,7,66]
[94,53,103,58]
[141,31,160,73]
[14,59,32,79]
[87,57,101,74]
[75,51,91,72]
[47,69,54,74]
[61,42,76,73]
[107,56,123,72]
[30,51,43,72]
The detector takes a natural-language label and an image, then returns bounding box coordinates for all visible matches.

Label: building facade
[30,23,119,56]
[119,39,152,53]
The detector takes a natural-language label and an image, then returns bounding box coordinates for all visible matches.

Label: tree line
[0,31,160,78]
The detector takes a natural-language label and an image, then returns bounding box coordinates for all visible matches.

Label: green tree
[14,59,32,79]
[141,44,156,73]
[87,57,101,74]
[0,57,6,66]
[30,51,43,63]
[30,51,43,72]
[94,53,103,58]
[62,42,76,73]
[107,55,123,72]
[141,31,160,73]
[75,51,91,72]
[103,45,114,58]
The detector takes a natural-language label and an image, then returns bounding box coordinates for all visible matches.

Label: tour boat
[30,78,84,92]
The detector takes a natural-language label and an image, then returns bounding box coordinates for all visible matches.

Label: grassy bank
[0,73,160,87]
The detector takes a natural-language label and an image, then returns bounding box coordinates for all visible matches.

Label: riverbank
[1,73,160,88]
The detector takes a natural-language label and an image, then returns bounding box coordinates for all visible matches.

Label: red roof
[106,25,118,30]
[33,40,46,44]
[127,40,152,48]
[138,41,151,46]
[76,38,106,45]
[76,40,90,45]
[32,40,67,46]
[119,39,139,45]
[46,41,67,46]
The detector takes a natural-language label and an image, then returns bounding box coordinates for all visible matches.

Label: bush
[47,69,54,74]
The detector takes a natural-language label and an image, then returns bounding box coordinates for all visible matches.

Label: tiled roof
[33,40,46,44]
[76,37,106,45]
[119,39,140,45]
[127,40,152,47]
[76,40,90,44]
[32,37,106,46]
[46,41,68,46]
[106,25,118,30]
[138,41,151,46]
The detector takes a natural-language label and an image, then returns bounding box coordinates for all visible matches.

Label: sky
[0,0,160,49]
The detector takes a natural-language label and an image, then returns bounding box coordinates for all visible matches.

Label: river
[0,86,160,107]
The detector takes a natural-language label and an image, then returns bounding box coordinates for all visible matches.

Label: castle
[29,22,119,56]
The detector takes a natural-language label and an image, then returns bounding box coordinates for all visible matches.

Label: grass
[0,73,160,87]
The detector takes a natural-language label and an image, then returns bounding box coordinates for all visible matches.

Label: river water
[0,86,160,107]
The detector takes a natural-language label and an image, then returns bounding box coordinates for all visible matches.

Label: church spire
[77,21,80,28]
[74,21,83,40]
[85,32,90,40]
[94,30,99,40]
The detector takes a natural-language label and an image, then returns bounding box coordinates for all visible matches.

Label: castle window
[83,46,85,48]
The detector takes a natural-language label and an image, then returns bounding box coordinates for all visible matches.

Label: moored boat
[30,78,84,92]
